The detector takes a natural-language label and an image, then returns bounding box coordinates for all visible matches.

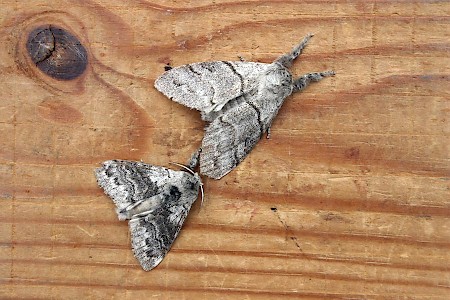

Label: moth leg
[187,148,202,170]
[292,71,335,93]
[275,33,314,68]
[266,126,271,139]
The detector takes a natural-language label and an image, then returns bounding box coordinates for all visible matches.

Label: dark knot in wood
[26,25,88,80]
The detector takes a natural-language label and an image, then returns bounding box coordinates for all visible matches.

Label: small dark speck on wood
[27,25,88,80]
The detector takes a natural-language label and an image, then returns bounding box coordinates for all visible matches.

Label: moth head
[117,210,128,221]
[261,64,293,94]
[169,162,204,205]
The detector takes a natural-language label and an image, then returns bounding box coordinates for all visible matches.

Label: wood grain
[0,0,449,299]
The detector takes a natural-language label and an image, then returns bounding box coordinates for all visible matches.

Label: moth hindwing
[155,34,334,179]
[95,160,201,271]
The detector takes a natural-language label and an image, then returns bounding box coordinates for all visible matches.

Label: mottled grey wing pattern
[199,63,294,179]
[129,187,196,271]
[154,61,268,116]
[95,160,200,271]
[95,160,169,213]
[200,96,263,179]
[156,61,294,180]
[155,35,334,179]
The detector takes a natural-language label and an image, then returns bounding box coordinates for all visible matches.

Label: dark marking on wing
[221,61,244,94]
[218,116,239,168]
[172,79,183,87]
[166,186,182,204]
[201,63,215,73]
[188,64,202,76]
[243,94,265,138]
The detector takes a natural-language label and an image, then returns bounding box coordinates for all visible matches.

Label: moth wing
[155,61,268,114]
[95,160,173,215]
[96,160,200,271]
[200,100,262,179]
[129,193,197,271]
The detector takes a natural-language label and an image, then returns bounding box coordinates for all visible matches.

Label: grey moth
[155,34,334,179]
[95,159,202,271]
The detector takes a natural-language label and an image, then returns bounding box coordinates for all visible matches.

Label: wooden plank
[0,0,449,298]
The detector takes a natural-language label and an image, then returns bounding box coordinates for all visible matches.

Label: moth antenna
[169,162,204,204]
[169,162,195,175]
[187,148,202,170]
[199,182,205,206]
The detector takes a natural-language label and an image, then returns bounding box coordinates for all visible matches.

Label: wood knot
[26,25,87,80]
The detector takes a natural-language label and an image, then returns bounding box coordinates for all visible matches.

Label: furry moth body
[95,160,201,271]
[155,34,334,179]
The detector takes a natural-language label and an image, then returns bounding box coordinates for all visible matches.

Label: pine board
[0,0,449,299]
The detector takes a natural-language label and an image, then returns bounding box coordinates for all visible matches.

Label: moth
[155,34,334,179]
[95,158,203,271]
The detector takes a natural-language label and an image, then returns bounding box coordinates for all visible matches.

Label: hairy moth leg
[293,71,335,93]
[275,33,314,68]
